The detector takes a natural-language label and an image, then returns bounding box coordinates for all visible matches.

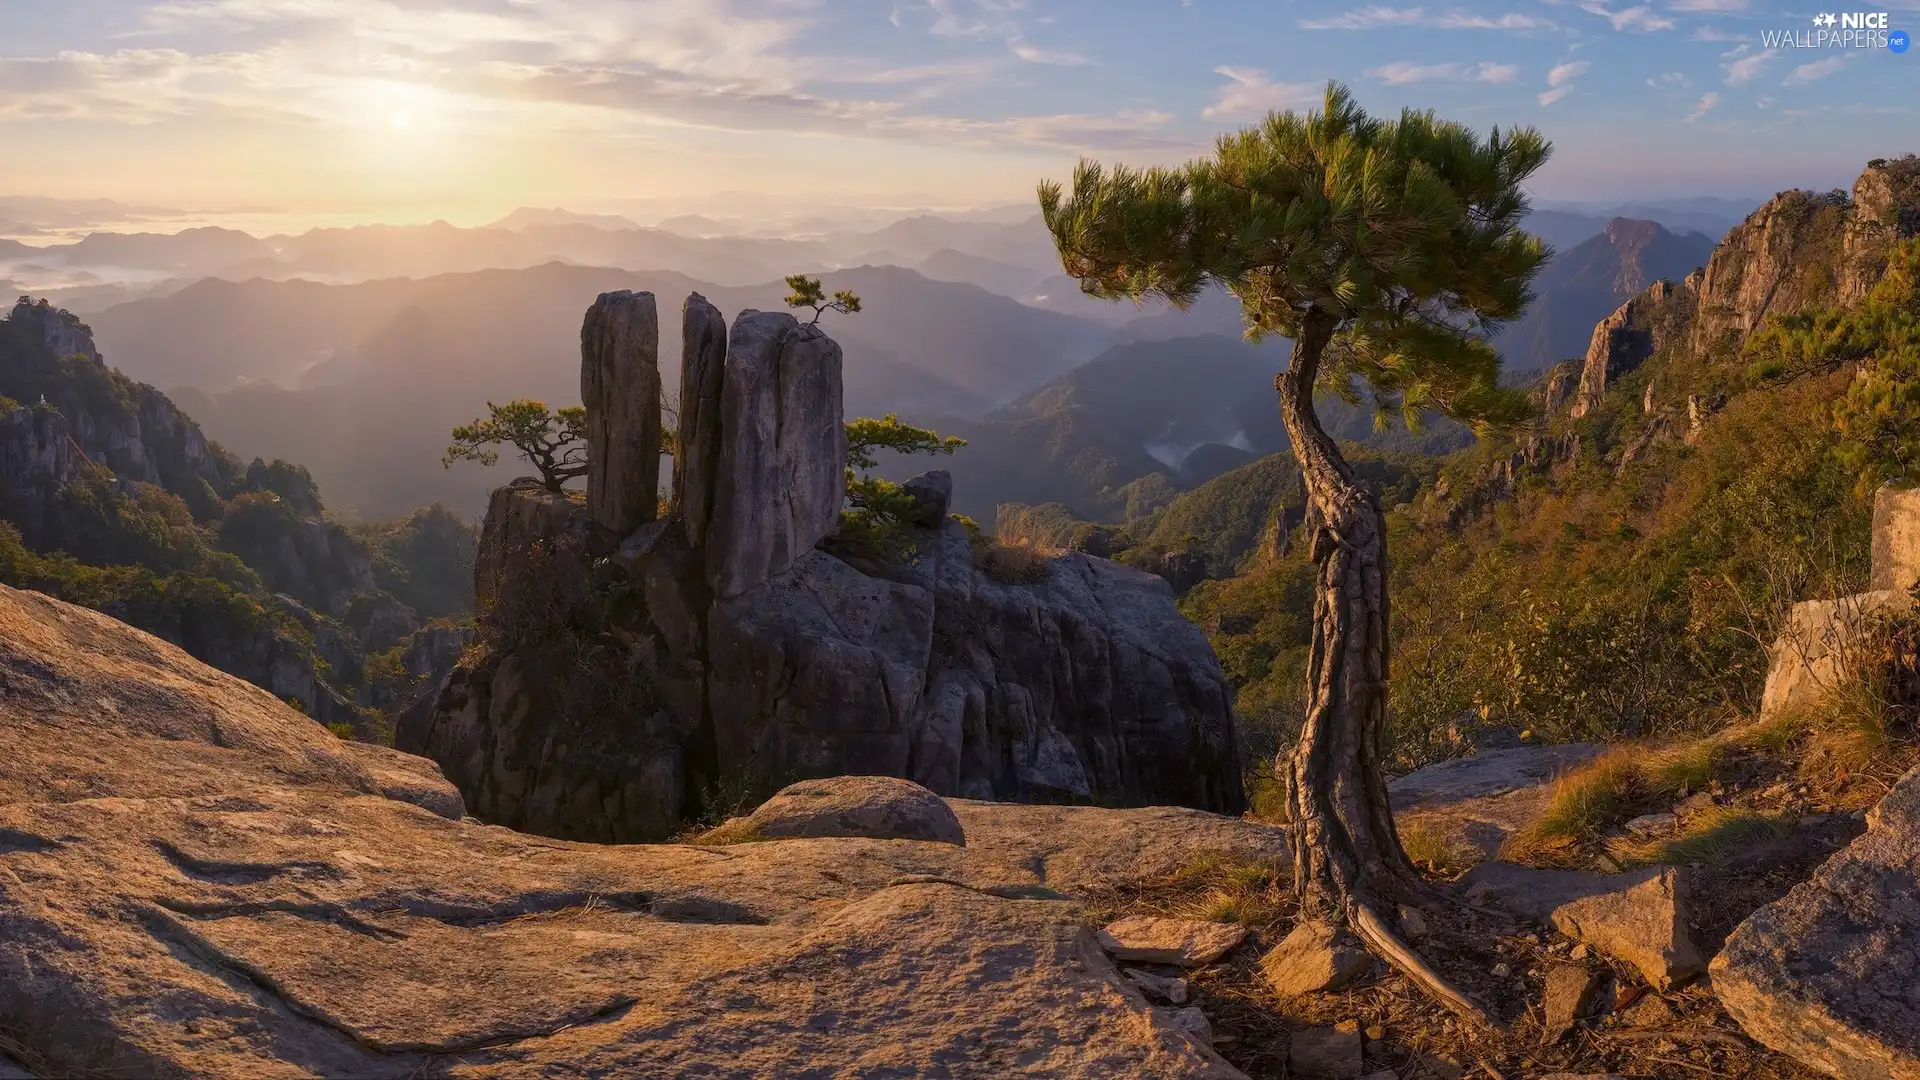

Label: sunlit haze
[4,0,1915,236]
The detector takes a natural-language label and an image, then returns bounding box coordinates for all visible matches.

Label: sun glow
[390,111,411,131]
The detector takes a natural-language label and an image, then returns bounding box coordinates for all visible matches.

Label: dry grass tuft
[679,819,768,847]
[1610,807,1794,867]
[1398,818,1475,878]
[1502,740,1738,867]
[972,535,1055,585]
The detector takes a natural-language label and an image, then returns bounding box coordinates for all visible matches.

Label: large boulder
[1873,484,1920,595]
[1760,590,1911,717]
[744,775,966,845]
[1460,861,1706,990]
[580,290,662,534]
[0,582,1260,1080]
[1713,761,1920,1078]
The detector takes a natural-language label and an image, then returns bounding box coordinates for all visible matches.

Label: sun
[389,111,411,131]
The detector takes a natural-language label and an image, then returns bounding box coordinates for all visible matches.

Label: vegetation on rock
[443,398,589,494]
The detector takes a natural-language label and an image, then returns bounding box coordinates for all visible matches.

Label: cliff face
[1688,158,1920,359]
[400,293,1245,842]
[0,403,80,537]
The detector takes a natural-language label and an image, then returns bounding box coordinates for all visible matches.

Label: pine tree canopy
[1038,81,1552,433]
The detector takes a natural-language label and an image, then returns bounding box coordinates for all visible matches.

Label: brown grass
[972,535,1055,585]
[1398,818,1476,878]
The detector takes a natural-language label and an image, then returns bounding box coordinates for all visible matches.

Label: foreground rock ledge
[0,584,1274,1079]
[1714,761,1920,1079]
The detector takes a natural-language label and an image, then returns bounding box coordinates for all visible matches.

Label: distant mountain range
[95,263,1114,519]
[1493,218,1716,371]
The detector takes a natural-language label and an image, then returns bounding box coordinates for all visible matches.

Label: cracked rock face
[0,582,1274,1079]
[1713,761,1920,1079]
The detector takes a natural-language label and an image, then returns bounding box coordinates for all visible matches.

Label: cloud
[1203,67,1323,120]
[1669,0,1746,9]
[1683,91,1720,121]
[1720,44,1777,85]
[1782,54,1849,86]
[1537,58,1588,105]
[1646,71,1691,89]
[918,0,1087,64]
[1547,59,1591,86]
[1298,5,1553,29]
[1579,3,1675,30]
[1366,60,1518,84]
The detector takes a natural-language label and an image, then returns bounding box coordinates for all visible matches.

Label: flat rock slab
[1098,917,1248,967]
[1390,744,1604,862]
[1261,919,1373,998]
[0,585,1255,1080]
[1462,861,1706,990]
[1713,761,1920,1079]
[1290,1020,1365,1079]
[745,775,966,845]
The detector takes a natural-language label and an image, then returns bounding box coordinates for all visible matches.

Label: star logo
[1812,12,1837,25]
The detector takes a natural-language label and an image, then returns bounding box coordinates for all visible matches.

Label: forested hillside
[0,298,475,738]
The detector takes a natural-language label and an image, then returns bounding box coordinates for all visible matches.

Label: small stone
[1491,962,1512,978]
[1398,905,1430,938]
[1570,943,1590,960]
[1624,812,1677,837]
[1261,919,1373,997]
[1541,964,1607,1043]
[1156,1005,1213,1045]
[1364,1023,1386,1042]
[1123,967,1190,1005]
[1097,916,1247,967]
[1619,993,1676,1028]
[1411,1054,1466,1080]
[1290,1020,1365,1080]
[1674,792,1716,818]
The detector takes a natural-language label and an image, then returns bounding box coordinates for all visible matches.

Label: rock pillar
[1872,485,1920,594]
[674,293,728,548]
[704,311,845,599]
[580,290,661,533]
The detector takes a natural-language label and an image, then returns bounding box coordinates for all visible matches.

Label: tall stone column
[674,293,728,547]
[704,311,846,598]
[580,291,661,533]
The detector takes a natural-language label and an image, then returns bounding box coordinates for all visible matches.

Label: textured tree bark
[1276,310,1490,1026]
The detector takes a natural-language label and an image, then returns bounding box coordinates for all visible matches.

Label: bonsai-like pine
[841,414,966,557]
[443,399,589,494]
[1039,82,1548,1021]
[785,274,862,325]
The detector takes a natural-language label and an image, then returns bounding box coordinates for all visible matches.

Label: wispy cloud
[1299,5,1553,30]
[1721,44,1777,85]
[1782,54,1849,86]
[1538,58,1589,105]
[1366,60,1518,84]
[1203,67,1323,120]
[1669,0,1747,10]
[1683,91,1720,122]
[1580,3,1675,31]
[920,0,1088,65]
[1646,71,1691,89]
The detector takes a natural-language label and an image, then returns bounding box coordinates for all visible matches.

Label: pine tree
[1039,82,1550,1021]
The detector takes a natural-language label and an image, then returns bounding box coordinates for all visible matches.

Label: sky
[1,0,1915,230]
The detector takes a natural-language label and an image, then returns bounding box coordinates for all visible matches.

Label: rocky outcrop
[1569,278,1688,419]
[8,296,100,365]
[1690,160,1920,359]
[1760,590,1912,718]
[1840,154,1920,305]
[1461,861,1707,990]
[580,290,661,533]
[0,581,1265,1080]
[1872,484,1920,594]
[0,402,80,538]
[403,297,1244,842]
[1714,761,1920,1078]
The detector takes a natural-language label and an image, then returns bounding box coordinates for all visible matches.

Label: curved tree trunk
[1276,311,1491,1025]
